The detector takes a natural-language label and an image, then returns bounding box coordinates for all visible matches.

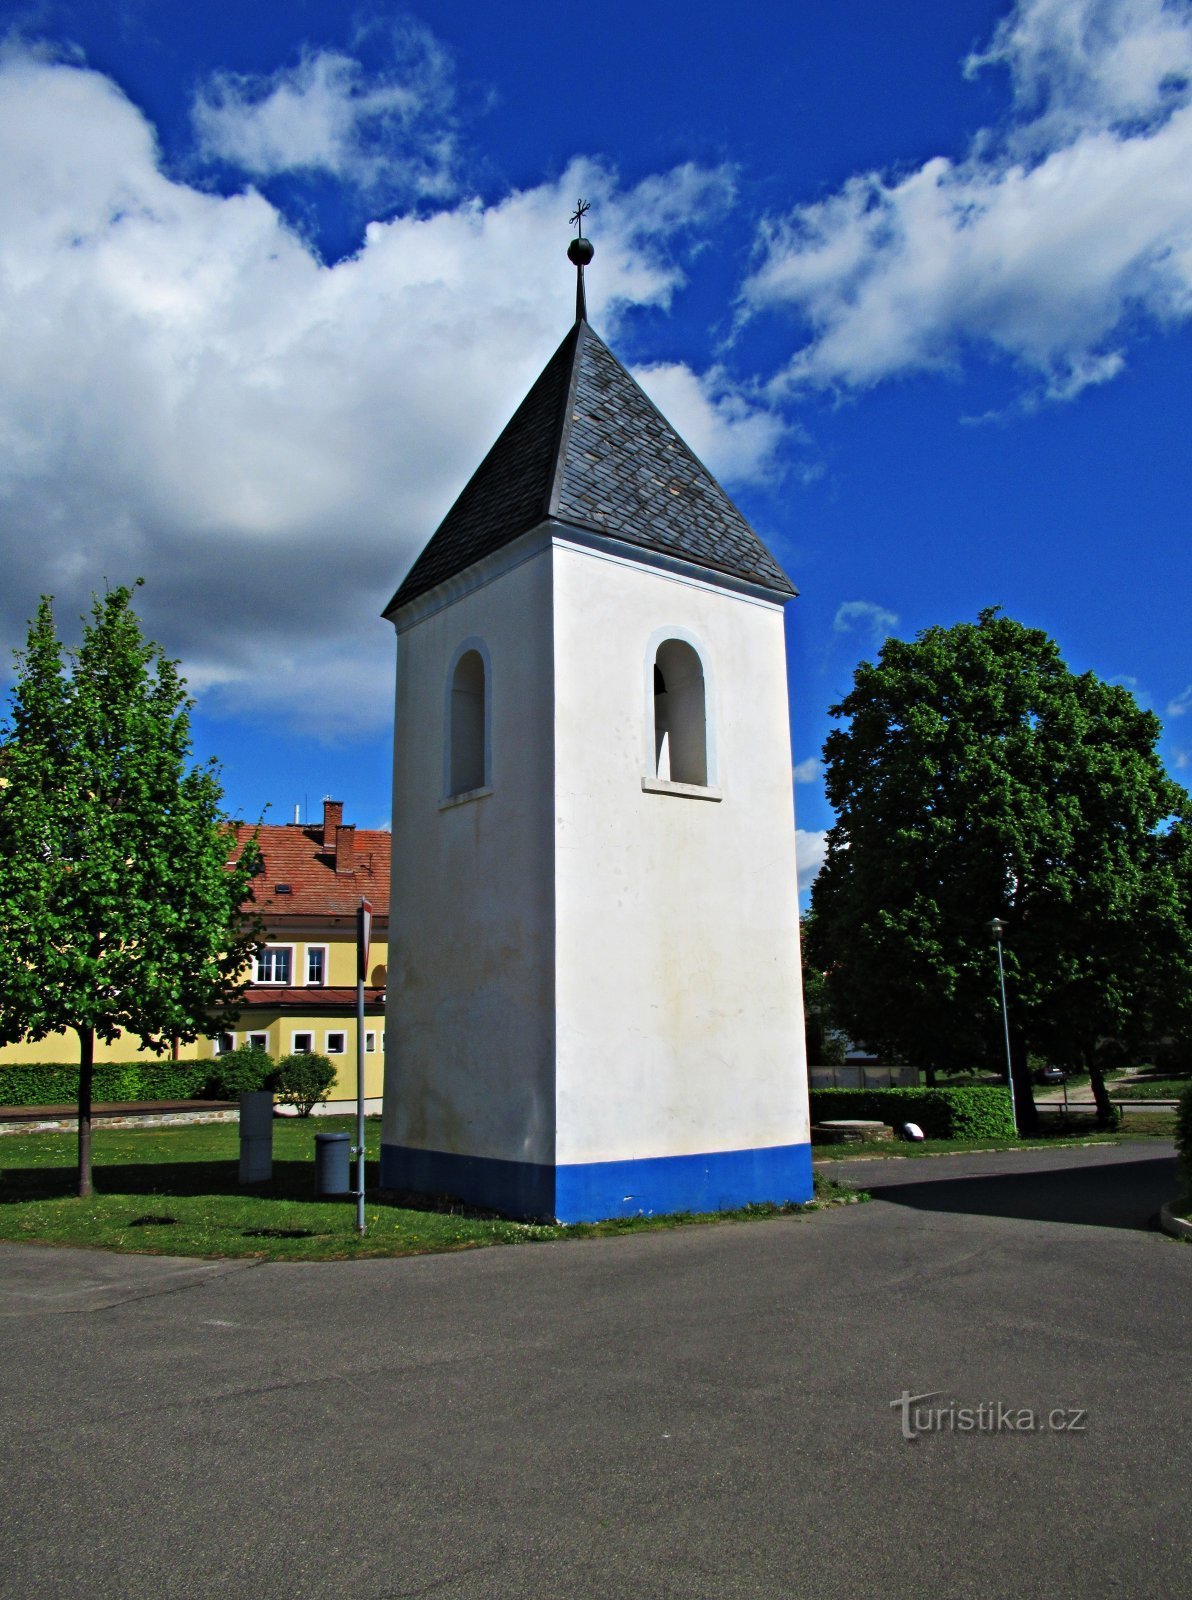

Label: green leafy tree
[807,609,1191,1131]
[801,916,847,1067]
[0,585,261,1193]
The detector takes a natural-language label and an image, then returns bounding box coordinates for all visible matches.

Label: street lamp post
[989,916,1019,1136]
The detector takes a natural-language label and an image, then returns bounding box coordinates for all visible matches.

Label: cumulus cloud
[742,0,1192,400]
[796,828,829,890]
[1168,684,1192,717]
[0,51,774,739]
[192,22,458,198]
[833,600,900,644]
[632,360,788,485]
[792,757,822,784]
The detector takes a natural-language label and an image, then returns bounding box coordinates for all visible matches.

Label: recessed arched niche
[449,647,487,795]
[653,637,708,786]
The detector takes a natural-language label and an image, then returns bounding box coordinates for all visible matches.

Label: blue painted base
[380,1141,813,1223]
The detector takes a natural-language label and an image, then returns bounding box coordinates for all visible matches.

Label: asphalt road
[1,1141,1188,1600]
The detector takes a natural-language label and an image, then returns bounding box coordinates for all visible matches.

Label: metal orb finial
[567,199,593,322]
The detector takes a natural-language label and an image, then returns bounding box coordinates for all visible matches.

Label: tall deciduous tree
[807,609,1191,1130]
[0,585,260,1193]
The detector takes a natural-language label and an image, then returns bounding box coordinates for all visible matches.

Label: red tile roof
[238,987,386,1008]
[229,802,390,921]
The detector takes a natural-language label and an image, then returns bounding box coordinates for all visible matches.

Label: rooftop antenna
[567,199,594,324]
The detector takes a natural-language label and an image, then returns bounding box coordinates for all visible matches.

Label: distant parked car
[1034,1064,1067,1085]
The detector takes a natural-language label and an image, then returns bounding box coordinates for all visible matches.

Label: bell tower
[381,215,812,1221]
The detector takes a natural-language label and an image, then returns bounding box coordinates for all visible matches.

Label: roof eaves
[546,517,798,602]
[384,510,553,621]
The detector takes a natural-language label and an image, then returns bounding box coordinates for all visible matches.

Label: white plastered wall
[382,542,557,1164]
[551,538,810,1166]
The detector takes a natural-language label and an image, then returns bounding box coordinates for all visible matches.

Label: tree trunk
[77,1025,94,1198]
[1009,1029,1039,1137]
[1087,1060,1117,1129]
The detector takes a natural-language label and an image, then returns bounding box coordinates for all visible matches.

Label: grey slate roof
[385,319,795,614]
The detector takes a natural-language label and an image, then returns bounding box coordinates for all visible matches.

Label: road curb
[1159,1200,1192,1241]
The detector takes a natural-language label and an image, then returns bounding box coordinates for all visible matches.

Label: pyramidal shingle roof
[385,319,795,613]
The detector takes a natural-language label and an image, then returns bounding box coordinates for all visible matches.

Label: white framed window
[292,1031,313,1054]
[326,1031,346,1055]
[213,1031,235,1056]
[247,1032,268,1052]
[306,946,327,985]
[381,1031,386,1053]
[365,1031,376,1053]
[254,945,293,985]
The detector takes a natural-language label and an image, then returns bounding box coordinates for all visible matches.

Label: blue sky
[2,0,1190,893]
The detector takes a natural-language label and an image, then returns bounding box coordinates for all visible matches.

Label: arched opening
[654,638,707,785]
[449,648,487,795]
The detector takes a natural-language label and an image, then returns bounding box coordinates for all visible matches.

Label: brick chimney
[322,798,343,848]
[335,823,356,875]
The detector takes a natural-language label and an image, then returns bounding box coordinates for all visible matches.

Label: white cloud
[192,24,458,197]
[796,828,828,890]
[965,0,1192,145]
[743,0,1192,400]
[631,360,788,486]
[1168,684,1192,717]
[0,52,758,740]
[833,600,900,643]
[792,757,822,784]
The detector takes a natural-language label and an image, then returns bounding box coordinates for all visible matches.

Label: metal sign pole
[993,927,1019,1138]
[355,897,373,1237]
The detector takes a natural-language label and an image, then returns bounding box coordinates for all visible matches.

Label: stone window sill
[440,784,493,811]
[641,777,723,802]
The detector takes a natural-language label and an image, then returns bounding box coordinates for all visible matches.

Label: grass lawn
[0,1117,864,1261]
[1110,1078,1190,1100]
[811,1111,1178,1162]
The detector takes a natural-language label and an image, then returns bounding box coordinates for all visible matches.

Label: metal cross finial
[569,199,591,234]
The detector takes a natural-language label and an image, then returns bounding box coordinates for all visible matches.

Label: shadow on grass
[0,1159,375,1206]
[0,1162,526,1226]
[865,1150,1179,1232]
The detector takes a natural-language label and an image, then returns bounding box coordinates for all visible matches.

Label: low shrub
[0,1061,210,1107]
[809,1086,1016,1140]
[1176,1083,1192,1199]
[203,1046,275,1101]
[272,1052,337,1117]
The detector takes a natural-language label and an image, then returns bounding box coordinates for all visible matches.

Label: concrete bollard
[238,1090,274,1183]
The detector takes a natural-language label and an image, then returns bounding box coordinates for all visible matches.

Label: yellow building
[0,798,390,1107]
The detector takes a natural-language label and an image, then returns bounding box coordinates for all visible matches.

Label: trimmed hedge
[810,1086,1017,1140]
[203,1046,274,1101]
[0,1060,214,1107]
[272,1052,337,1117]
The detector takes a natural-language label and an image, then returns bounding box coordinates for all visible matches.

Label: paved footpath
[1,1142,1189,1600]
